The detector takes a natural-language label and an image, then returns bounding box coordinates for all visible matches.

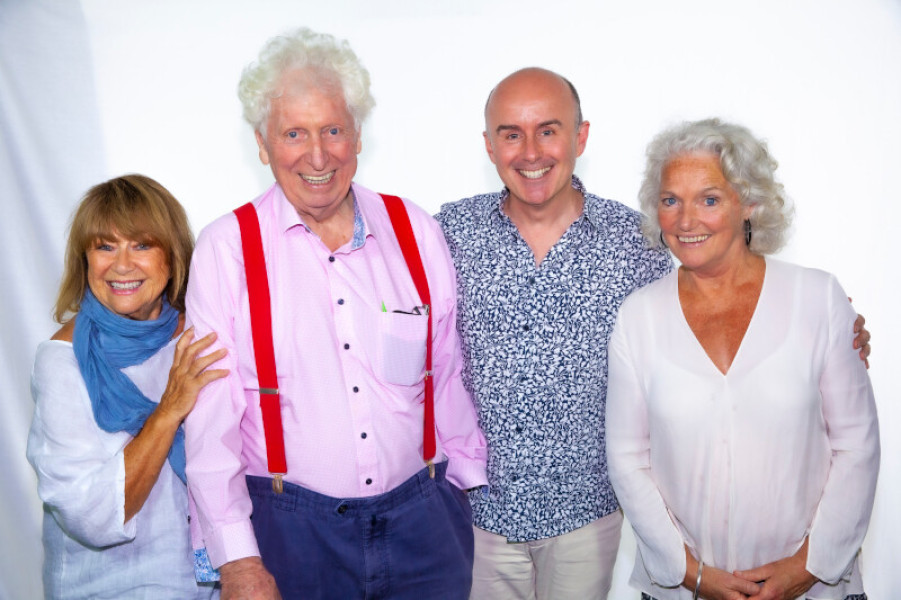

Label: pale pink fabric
[184,182,487,568]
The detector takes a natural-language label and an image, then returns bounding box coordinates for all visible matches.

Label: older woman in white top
[606,119,879,600]
[27,175,228,599]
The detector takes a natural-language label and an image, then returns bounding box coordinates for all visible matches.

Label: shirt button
[360,432,367,439]
[337,298,345,305]
[328,256,336,263]
[344,343,350,350]
[337,504,348,514]
[528,277,536,284]
[353,386,359,393]
[515,426,523,433]
[365,478,372,485]
[523,324,530,331]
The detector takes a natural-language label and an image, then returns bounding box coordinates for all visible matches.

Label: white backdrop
[1,1,898,598]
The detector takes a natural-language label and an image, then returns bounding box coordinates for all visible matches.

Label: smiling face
[86,233,171,321]
[658,153,753,275]
[483,68,589,212]
[256,70,361,221]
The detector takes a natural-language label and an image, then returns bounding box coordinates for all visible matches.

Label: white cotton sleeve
[26,341,136,548]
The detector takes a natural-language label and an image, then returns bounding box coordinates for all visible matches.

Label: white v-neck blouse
[606,258,879,600]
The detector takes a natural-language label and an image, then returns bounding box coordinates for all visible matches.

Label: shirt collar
[272,182,367,250]
[349,189,366,249]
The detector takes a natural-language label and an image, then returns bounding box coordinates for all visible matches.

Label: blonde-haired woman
[27,174,227,599]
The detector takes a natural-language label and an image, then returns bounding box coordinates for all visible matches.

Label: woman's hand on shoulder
[156,327,228,424]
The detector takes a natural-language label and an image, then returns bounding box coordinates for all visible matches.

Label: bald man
[435,68,673,599]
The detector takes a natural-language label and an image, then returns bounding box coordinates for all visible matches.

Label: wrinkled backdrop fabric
[1,1,898,598]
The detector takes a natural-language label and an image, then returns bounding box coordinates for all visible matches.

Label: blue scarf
[73,289,186,483]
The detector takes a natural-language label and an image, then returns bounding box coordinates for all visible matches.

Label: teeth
[519,167,551,179]
[678,235,709,243]
[302,172,334,184]
[110,281,141,290]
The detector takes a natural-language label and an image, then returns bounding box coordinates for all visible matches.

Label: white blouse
[26,338,216,599]
[606,258,879,600]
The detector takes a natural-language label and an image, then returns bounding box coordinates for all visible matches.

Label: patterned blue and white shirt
[436,176,673,542]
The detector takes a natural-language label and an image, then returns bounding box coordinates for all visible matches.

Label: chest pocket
[376,311,428,386]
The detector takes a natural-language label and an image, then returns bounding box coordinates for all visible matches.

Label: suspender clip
[426,459,435,479]
[272,473,285,494]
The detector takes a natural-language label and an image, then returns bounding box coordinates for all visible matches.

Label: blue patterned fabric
[193,548,220,583]
[436,176,672,541]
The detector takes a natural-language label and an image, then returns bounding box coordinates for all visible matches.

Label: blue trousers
[247,461,473,600]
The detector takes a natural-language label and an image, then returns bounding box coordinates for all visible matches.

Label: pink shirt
[184,183,487,568]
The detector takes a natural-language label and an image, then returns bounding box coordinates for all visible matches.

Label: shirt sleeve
[416,208,488,490]
[605,298,687,588]
[635,241,674,290]
[184,217,261,568]
[805,274,880,583]
[26,342,137,548]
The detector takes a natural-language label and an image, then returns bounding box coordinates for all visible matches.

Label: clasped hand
[689,539,817,600]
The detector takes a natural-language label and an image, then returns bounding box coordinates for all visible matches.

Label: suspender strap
[379,194,436,467]
[232,196,435,487]
[233,203,287,492]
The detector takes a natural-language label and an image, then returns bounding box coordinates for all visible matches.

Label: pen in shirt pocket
[393,305,428,316]
[380,301,428,316]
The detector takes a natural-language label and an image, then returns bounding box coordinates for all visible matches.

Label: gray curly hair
[238,27,375,136]
[638,118,793,255]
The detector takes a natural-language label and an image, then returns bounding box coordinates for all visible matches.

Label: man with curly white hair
[185,28,487,599]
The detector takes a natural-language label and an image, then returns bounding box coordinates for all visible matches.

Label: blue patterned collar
[349,189,366,249]
[495,175,604,230]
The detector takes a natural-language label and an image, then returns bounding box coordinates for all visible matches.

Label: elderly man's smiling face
[256,70,361,222]
[483,68,589,212]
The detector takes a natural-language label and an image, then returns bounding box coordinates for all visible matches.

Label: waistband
[246,461,449,517]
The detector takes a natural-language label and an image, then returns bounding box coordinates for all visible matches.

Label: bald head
[485,68,583,130]
[481,67,590,213]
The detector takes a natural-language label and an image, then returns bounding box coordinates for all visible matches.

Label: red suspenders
[233,203,288,493]
[233,194,436,494]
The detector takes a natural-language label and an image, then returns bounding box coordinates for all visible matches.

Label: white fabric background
[1,1,898,598]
